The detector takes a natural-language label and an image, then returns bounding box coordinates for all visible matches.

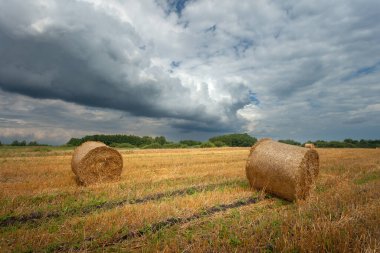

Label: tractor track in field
[52,195,270,252]
[0,179,247,227]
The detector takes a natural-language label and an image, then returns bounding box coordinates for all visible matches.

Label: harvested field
[0,147,379,252]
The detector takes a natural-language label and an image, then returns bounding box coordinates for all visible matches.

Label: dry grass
[0,147,379,252]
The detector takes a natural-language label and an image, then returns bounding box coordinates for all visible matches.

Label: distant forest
[64,134,380,149]
[1,134,379,148]
[0,140,49,147]
[65,133,257,148]
[278,139,380,148]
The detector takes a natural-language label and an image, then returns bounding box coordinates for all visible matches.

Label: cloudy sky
[0,0,379,145]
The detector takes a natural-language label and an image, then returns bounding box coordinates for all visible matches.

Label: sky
[0,0,379,145]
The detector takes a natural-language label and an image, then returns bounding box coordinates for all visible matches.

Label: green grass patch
[31,147,52,152]
[354,171,380,185]
[229,234,242,247]
[274,198,291,207]
[315,184,328,193]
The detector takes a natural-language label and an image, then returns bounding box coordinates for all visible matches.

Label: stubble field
[0,147,379,252]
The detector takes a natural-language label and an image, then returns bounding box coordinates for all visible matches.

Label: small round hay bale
[71,141,123,186]
[304,143,315,149]
[246,138,319,201]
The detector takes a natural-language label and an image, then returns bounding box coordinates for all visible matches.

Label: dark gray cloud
[0,1,171,116]
[0,0,379,144]
[0,0,249,135]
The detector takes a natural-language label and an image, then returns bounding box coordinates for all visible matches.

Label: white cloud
[0,0,379,143]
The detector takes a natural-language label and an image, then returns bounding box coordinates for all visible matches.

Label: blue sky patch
[166,0,192,16]
[233,38,254,56]
[249,91,260,105]
[343,61,380,81]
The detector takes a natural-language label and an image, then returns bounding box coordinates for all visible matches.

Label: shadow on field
[52,195,271,252]
[0,179,247,228]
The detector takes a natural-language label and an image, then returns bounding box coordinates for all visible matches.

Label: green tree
[67,138,82,146]
[200,142,215,148]
[344,138,358,145]
[154,136,167,145]
[163,143,183,148]
[142,143,162,149]
[179,140,202,146]
[141,136,154,146]
[11,140,20,146]
[213,141,227,147]
[279,139,301,146]
[110,143,136,149]
[209,133,257,147]
[28,141,38,146]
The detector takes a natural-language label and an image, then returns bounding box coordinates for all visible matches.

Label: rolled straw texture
[71,141,123,186]
[246,139,319,201]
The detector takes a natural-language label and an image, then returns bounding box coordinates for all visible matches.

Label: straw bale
[246,138,319,201]
[71,141,123,186]
[304,143,315,149]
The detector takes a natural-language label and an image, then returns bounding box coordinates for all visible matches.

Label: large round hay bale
[71,141,123,186]
[246,139,319,201]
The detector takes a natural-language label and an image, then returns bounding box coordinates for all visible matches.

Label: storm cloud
[0,0,379,144]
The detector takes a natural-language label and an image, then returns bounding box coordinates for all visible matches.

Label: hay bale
[304,143,315,149]
[71,141,123,186]
[246,138,319,201]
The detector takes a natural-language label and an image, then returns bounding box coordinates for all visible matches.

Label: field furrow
[0,147,379,252]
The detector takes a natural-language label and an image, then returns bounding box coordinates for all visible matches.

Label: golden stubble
[0,147,379,252]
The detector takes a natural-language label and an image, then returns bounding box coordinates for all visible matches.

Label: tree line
[279,139,380,148]
[1,135,379,148]
[0,140,48,146]
[66,133,257,148]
